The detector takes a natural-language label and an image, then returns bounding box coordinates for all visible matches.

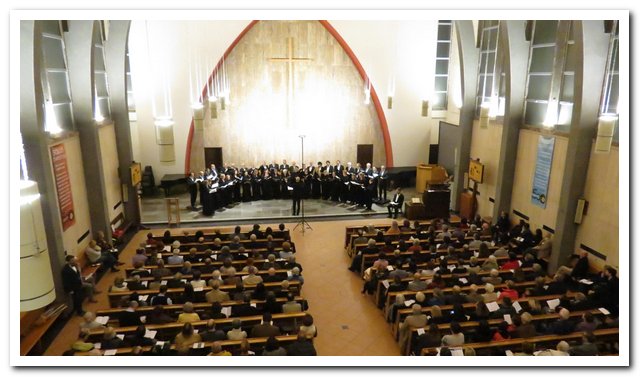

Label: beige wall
[98,123,123,224]
[49,135,92,256]
[510,129,568,233]
[575,144,619,268]
[193,20,385,171]
[469,119,504,218]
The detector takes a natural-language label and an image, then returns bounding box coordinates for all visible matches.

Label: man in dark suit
[231,294,260,317]
[251,312,281,338]
[200,320,227,342]
[119,301,142,327]
[61,255,94,316]
[569,332,599,356]
[291,176,304,216]
[387,187,404,219]
[186,172,199,210]
[377,165,389,201]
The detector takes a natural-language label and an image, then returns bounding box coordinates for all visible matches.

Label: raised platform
[140,188,420,225]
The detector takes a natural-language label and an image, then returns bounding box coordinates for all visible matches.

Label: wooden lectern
[416,164,447,194]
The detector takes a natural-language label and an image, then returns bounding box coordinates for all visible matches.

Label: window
[524,20,571,130]
[40,20,74,131]
[126,49,136,112]
[93,21,111,122]
[432,20,452,111]
[475,21,500,116]
[600,21,619,117]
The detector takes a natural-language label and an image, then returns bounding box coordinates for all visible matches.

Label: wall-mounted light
[363,78,371,105]
[595,114,617,153]
[498,96,506,116]
[488,96,499,120]
[543,99,559,129]
[44,99,63,135]
[155,116,175,162]
[94,87,104,124]
[479,102,490,129]
[421,100,429,117]
[387,77,395,110]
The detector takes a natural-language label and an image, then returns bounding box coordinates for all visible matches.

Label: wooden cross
[269,37,312,126]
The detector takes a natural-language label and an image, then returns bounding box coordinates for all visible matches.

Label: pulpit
[422,188,451,219]
[416,164,447,194]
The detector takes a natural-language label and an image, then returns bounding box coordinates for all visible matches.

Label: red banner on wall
[50,143,75,231]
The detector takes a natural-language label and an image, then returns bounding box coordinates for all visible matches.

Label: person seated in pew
[230,282,246,302]
[282,293,302,313]
[80,311,105,331]
[131,248,148,267]
[232,293,261,317]
[499,280,520,303]
[177,302,201,323]
[286,331,317,356]
[227,319,248,341]
[428,274,447,290]
[244,266,264,285]
[569,332,600,356]
[190,270,206,290]
[174,322,202,351]
[514,312,538,338]
[85,240,120,273]
[492,320,514,341]
[513,341,536,356]
[251,282,268,301]
[412,323,442,356]
[279,241,295,260]
[482,269,503,286]
[208,341,232,356]
[167,249,184,265]
[482,283,499,303]
[150,285,173,306]
[449,302,468,323]
[151,259,172,279]
[199,258,215,274]
[570,292,595,312]
[469,300,491,322]
[472,320,493,342]
[119,300,142,327]
[204,280,229,303]
[206,301,228,320]
[441,321,465,347]
[545,308,575,335]
[261,254,282,271]
[200,319,228,342]
[493,297,518,319]
[465,285,482,304]
[124,325,157,347]
[575,312,599,333]
[180,261,194,276]
[101,326,125,350]
[166,272,186,289]
[536,341,571,356]
[71,329,95,352]
[287,267,304,286]
[147,275,163,291]
[262,336,287,356]
[146,305,174,325]
[387,275,408,294]
[109,277,129,293]
[251,312,282,338]
[262,268,281,284]
[481,255,499,271]
[407,273,428,292]
[223,268,242,286]
[501,252,521,271]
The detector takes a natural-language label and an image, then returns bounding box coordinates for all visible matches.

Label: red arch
[184,20,394,173]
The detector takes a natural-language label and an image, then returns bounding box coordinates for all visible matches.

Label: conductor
[291,176,304,216]
[387,187,404,219]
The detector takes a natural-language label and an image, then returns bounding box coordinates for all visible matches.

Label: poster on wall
[50,143,75,231]
[531,135,555,208]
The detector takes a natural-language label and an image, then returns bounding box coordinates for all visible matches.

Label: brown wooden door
[356,144,373,167]
[204,147,223,171]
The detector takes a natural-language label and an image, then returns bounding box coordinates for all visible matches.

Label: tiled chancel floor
[139,188,418,225]
[45,219,403,357]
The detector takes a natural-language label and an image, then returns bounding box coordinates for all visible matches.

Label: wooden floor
[45,218,404,356]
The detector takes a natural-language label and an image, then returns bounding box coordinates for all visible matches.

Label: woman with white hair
[482,283,498,303]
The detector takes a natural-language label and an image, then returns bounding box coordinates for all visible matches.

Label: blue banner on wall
[531,135,555,208]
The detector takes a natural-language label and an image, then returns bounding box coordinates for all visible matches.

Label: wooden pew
[96,296,307,327]
[403,309,607,355]
[384,279,544,318]
[85,311,308,342]
[392,293,577,340]
[124,257,290,277]
[74,334,300,356]
[419,328,619,356]
[124,268,292,284]
[107,280,302,308]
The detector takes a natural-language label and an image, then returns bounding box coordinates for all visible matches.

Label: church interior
[15,13,627,366]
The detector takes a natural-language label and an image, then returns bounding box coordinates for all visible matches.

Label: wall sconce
[479,103,490,129]
[208,96,218,119]
[155,117,175,162]
[20,180,56,311]
[421,100,429,117]
[489,96,499,120]
[595,114,617,153]
[387,96,393,110]
[543,99,559,128]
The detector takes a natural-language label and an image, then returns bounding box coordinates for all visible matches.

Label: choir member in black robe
[261,171,273,200]
[339,170,350,203]
[303,167,312,199]
[330,172,341,202]
[311,164,322,199]
[197,171,206,207]
[202,180,215,216]
[378,165,389,201]
[365,178,377,210]
[272,171,283,199]
[280,170,291,200]
[241,171,252,202]
[252,170,262,200]
[321,170,333,200]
